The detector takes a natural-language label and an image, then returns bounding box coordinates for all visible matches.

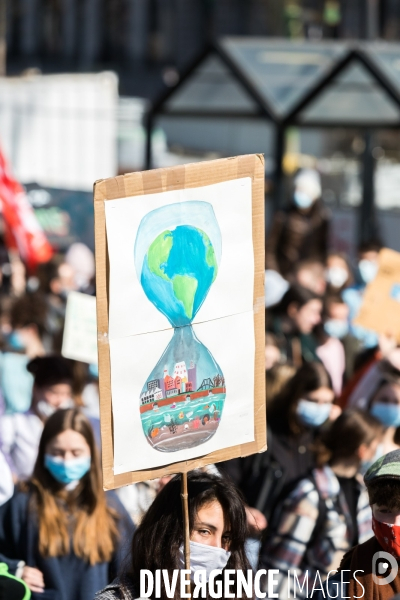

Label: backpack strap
[305,471,327,553]
[244,427,288,521]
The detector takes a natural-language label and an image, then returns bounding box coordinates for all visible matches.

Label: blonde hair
[29,409,120,565]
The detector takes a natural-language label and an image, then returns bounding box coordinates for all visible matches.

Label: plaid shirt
[261,465,372,599]
[95,578,139,600]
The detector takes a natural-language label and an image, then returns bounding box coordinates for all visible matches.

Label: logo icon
[372,551,399,585]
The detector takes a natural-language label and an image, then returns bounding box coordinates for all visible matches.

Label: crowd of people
[0,169,400,599]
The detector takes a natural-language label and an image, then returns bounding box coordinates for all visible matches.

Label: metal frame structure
[145,39,400,242]
[145,41,276,169]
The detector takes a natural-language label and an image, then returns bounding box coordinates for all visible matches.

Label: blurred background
[2,0,400,257]
[2,3,400,586]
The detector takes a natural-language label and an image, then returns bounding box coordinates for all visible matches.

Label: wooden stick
[181,471,191,597]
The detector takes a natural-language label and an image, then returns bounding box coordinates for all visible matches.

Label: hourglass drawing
[134,201,226,452]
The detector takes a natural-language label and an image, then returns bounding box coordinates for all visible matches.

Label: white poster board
[105,178,255,474]
[62,291,98,364]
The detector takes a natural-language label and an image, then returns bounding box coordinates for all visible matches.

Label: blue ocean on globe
[140,224,218,327]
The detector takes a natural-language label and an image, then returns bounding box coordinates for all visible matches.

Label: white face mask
[326,266,348,288]
[178,540,231,581]
[358,259,378,284]
[36,398,74,418]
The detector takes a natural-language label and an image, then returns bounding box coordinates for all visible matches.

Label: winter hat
[27,355,73,388]
[364,448,400,485]
[294,169,322,201]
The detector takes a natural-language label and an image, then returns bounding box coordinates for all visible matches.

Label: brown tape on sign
[94,155,266,489]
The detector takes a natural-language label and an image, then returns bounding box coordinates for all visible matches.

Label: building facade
[6,0,397,98]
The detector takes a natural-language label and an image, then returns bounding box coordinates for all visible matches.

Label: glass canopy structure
[146,38,400,240]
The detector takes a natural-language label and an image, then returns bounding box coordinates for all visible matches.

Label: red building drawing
[174,376,182,392]
[164,375,175,391]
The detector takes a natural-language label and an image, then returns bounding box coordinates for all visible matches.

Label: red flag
[0,146,53,270]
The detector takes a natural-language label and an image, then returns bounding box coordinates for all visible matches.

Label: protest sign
[94,155,266,489]
[62,291,98,364]
[354,248,400,342]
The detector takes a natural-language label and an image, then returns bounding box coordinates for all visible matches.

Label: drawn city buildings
[140,358,224,405]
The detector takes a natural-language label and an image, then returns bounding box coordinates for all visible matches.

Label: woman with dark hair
[368,375,400,454]
[222,362,338,523]
[268,361,336,443]
[0,355,78,480]
[95,471,251,600]
[268,284,323,367]
[347,355,400,454]
[0,409,133,599]
[260,409,383,599]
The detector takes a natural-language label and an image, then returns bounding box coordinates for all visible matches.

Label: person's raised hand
[386,347,400,372]
[379,333,397,358]
[245,506,267,533]
[22,566,45,593]
[329,404,342,421]
[157,474,174,492]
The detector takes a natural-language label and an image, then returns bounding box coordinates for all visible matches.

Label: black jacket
[0,489,134,600]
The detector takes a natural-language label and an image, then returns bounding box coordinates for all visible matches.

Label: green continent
[199,229,218,283]
[206,245,218,282]
[172,275,198,319]
[147,231,173,281]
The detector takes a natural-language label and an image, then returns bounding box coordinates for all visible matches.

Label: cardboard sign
[354,248,400,342]
[62,291,98,364]
[94,155,266,489]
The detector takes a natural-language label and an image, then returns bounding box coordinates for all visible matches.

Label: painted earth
[141,224,218,327]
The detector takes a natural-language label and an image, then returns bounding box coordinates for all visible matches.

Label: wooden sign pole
[181,471,191,598]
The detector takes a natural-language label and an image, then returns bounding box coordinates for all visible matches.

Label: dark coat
[314,536,400,600]
[267,314,321,366]
[265,201,330,276]
[0,488,134,600]
[219,424,316,521]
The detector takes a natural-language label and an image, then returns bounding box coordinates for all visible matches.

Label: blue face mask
[296,399,331,427]
[293,191,314,210]
[358,259,378,284]
[88,363,99,378]
[360,443,384,476]
[44,454,91,485]
[371,403,400,428]
[324,319,349,339]
[7,331,26,351]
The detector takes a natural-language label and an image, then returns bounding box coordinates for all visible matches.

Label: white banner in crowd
[62,291,98,364]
